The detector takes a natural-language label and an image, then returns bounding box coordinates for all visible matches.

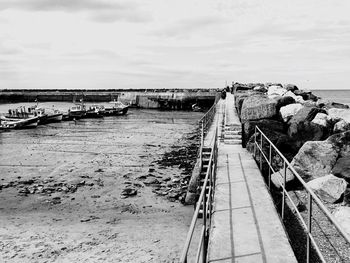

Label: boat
[68,103,86,119]
[85,104,105,118]
[192,103,203,112]
[5,105,63,125]
[104,100,129,116]
[0,116,39,129]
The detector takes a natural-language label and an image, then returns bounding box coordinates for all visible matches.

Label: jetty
[181,90,350,262]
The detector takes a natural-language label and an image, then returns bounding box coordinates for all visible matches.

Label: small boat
[0,116,39,129]
[5,105,63,125]
[192,103,203,112]
[68,103,86,119]
[104,100,129,116]
[85,105,105,118]
[40,108,63,124]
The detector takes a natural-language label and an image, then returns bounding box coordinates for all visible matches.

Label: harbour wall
[0,89,218,110]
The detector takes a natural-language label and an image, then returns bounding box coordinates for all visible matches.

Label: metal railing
[197,94,220,172]
[253,126,350,263]
[180,127,218,263]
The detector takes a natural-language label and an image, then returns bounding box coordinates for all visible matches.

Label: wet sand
[0,107,202,262]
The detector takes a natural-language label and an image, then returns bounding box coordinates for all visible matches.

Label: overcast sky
[0,0,349,90]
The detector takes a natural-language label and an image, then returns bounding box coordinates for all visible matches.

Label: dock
[205,93,297,262]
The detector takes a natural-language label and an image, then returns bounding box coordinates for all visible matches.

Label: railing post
[259,132,263,171]
[307,192,312,263]
[253,127,257,158]
[268,144,272,190]
[202,181,207,263]
[282,161,287,220]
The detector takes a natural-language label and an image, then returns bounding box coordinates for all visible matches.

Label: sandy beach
[0,107,202,262]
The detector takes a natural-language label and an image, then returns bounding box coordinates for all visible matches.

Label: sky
[0,0,350,90]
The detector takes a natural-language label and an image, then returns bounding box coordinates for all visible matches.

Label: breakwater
[0,89,218,110]
[233,82,350,261]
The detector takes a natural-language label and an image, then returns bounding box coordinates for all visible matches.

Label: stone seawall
[0,89,218,110]
[232,82,350,238]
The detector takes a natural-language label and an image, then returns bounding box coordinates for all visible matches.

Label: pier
[207,93,296,262]
[181,93,297,262]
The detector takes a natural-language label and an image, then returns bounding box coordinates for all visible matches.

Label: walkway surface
[207,93,297,263]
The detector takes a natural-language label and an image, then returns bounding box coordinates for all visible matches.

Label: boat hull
[0,116,40,129]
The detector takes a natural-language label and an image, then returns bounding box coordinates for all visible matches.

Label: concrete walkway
[207,93,297,263]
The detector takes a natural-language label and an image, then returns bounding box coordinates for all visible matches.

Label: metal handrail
[180,127,218,263]
[253,125,350,263]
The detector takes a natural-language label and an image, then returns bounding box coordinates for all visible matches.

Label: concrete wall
[0,89,219,109]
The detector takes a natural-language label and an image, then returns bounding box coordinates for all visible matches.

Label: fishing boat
[0,116,39,129]
[85,104,105,118]
[104,100,129,116]
[68,103,86,119]
[6,105,63,124]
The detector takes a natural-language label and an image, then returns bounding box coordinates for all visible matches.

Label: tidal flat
[0,105,203,262]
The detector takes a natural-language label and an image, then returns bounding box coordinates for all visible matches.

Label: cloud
[153,16,228,38]
[0,0,152,23]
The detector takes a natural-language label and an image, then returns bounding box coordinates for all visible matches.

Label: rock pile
[140,129,200,203]
[233,82,350,235]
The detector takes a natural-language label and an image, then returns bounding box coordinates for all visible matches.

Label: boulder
[328,108,350,123]
[271,169,296,189]
[243,119,285,147]
[283,91,304,103]
[276,96,296,110]
[332,156,350,181]
[334,120,350,133]
[284,84,298,92]
[280,103,303,122]
[311,113,331,128]
[267,86,287,97]
[253,86,267,93]
[294,90,318,101]
[291,140,338,182]
[241,94,278,122]
[333,207,350,237]
[288,106,327,147]
[307,174,347,203]
[327,131,350,157]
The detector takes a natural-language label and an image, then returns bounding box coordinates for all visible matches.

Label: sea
[312,89,350,106]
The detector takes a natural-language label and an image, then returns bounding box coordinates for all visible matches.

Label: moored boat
[85,104,105,118]
[0,116,40,129]
[104,100,129,116]
[68,103,86,119]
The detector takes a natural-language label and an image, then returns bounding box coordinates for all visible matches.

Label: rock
[267,86,287,97]
[121,188,137,197]
[307,174,347,203]
[143,178,160,185]
[280,103,303,122]
[334,120,350,133]
[283,91,304,103]
[332,156,350,181]
[294,90,317,101]
[291,140,338,182]
[327,131,350,157]
[243,119,285,146]
[333,207,350,237]
[328,108,350,123]
[284,84,298,92]
[311,113,331,128]
[343,188,350,206]
[253,86,267,93]
[241,94,278,121]
[276,96,296,110]
[271,169,295,189]
[287,106,327,148]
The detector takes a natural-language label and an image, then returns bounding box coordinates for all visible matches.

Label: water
[312,89,350,106]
